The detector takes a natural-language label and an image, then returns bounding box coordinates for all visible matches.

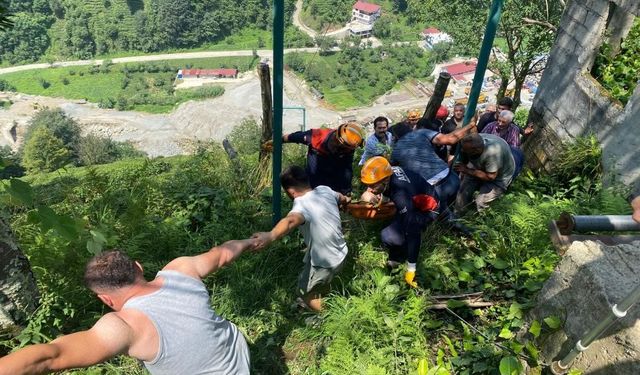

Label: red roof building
[353,1,381,14]
[422,27,441,35]
[179,69,238,78]
[442,61,477,77]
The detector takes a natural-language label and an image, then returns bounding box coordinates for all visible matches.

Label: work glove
[404,270,418,288]
[261,140,274,153]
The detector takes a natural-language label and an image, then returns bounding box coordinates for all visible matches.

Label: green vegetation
[18,108,145,174]
[300,0,352,31]
[0,57,258,113]
[592,18,640,105]
[0,0,300,64]
[1,128,627,374]
[286,44,434,110]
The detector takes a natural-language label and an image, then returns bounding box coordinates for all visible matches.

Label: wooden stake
[423,72,452,120]
[258,62,273,162]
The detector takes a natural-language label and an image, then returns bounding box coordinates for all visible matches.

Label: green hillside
[1,124,628,373]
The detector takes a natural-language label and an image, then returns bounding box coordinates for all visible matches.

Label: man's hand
[453,164,468,174]
[251,232,274,250]
[632,196,640,223]
[261,140,274,153]
[524,123,534,136]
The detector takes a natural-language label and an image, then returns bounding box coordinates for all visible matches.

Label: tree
[495,0,564,109]
[23,108,81,161]
[0,0,13,30]
[21,126,71,173]
[0,12,51,64]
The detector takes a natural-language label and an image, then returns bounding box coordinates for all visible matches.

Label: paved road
[0,48,329,76]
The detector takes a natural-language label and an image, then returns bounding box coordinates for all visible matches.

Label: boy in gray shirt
[252,166,350,312]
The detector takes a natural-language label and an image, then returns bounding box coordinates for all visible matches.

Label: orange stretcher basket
[346,202,396,220]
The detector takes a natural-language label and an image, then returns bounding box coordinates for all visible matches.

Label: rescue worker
[405,109,421,129]
[281,123,364,195]
[360,157,440,288]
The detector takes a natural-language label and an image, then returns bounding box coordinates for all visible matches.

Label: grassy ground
[1,125,625,374]
[0,56,259,113]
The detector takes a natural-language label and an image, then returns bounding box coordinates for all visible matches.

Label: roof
[442,61,477,76]
[422,27,441,35]
[181,68,238,76]
[353,1,381,14]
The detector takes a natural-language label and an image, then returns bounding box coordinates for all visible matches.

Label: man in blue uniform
[360,156,440,288]
[281,123,364,195]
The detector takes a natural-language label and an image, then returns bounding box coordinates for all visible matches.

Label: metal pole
[551,283,640,374]
[272,0,284,224]
[283,106,307,132]
[463,0,504,125]
[557,212,640,234]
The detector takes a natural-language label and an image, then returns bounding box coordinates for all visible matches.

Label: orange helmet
[407,110,421,121]
[336,122,364,148]
[436,105,449,120]
[361,156,393,185]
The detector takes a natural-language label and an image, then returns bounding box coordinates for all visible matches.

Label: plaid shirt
[481,121,521,148]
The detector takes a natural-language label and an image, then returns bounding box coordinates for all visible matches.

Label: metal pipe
[463,0,504,126]
[283,106,307,132]
[551,283,640,374]
[272,0,284,224]
[557,212,640,235]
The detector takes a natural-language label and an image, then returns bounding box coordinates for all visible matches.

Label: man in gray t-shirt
[454,133,516,214]
[252,166,349,312]
[0,239,257,375]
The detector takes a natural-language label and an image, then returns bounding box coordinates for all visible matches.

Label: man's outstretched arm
[164,238,257,279]
[251,212,305,250]
[0,313,132,375]
[432,121,477,146]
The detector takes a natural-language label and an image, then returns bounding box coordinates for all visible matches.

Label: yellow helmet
[337,122,364,148]
[361,156,393,185]
[407,110,421,121]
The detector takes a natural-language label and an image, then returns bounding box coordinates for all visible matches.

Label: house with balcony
[421,27,453,49]
[351,1,381,25]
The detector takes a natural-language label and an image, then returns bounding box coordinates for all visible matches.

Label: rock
[530,240,640,374]
[0,218,39,335]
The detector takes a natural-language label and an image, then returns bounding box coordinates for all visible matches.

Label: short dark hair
[280,165,310,190]
[390,123,412,140]
[460,134,485,152]
[373,116,388,127]
[84,250,138,291]
[498,97,514,109]
[415,118,429,129]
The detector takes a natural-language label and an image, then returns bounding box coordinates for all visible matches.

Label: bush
[38,77,50,89]
[98,97,115,109]
[226,118,261,155]
[0,79,16,92]
[592,18,640,104]
[23,109,82,162]
[61,77,70,85]
[21,127,71,173]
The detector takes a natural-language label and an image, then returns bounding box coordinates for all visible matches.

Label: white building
[421,27,453,49]
[349,22,374,38]
[351,1,382,25]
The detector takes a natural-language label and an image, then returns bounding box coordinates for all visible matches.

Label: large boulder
[0,217,39,335]
[530,240,640,374]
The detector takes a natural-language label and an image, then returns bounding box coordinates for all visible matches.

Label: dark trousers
[381,216,428,263]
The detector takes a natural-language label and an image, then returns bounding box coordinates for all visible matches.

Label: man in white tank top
[0,239,257,375]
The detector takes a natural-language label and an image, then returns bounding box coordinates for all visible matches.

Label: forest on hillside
[0,0,300,64]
